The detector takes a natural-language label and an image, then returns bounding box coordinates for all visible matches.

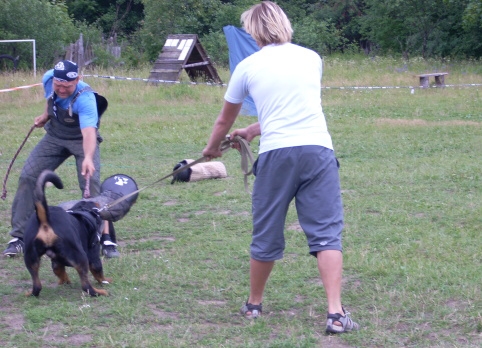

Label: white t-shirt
[225,42,333,154]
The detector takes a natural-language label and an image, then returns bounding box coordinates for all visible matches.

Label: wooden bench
[415,72,448,88]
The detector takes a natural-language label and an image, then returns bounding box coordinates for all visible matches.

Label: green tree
[461,0,482,29]
[199,0,258,67]
[0,0,78,69]
[65,0,144,39]
[139,0,224,61]
[293,15,347,56]
[360,0,481,58]
[305,0,366,53]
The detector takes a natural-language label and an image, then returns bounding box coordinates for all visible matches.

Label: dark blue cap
[53,60,79,82]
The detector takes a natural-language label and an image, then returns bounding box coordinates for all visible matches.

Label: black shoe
[3,238,24,257]
[101,235,120,258]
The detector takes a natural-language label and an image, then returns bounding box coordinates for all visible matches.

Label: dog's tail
[34,170,63,224]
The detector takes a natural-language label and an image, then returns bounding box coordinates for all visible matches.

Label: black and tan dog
[23,170,110,297]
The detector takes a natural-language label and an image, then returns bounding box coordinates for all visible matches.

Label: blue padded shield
[98,174,138,221]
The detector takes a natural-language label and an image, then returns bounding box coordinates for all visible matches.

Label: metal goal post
[0,39,36,77]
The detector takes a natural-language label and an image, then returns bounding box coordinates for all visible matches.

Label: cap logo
[54,61,66,70]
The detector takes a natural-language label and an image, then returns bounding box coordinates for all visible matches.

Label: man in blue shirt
[3,60,119,258]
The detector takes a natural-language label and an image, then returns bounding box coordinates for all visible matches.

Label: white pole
[32,40,36,77]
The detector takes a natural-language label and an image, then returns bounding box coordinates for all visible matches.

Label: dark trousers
[9,133,101,239]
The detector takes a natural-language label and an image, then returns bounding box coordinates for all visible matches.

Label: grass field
[0,56,481,347]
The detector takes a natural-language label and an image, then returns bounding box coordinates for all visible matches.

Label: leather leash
[1,124,36,200]
[1,125,93,200]
[230,135,255,193]
[97,135,255,213]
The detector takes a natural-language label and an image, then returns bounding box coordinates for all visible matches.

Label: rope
[1,124,36,200]
[98,135,255,213]
[228,135,255,193]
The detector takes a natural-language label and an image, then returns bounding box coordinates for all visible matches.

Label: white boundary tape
[322,83,482,90]
[0,83,42,93]
[84,74,228,87]
[2,76,480,94]
[84,74,482,90]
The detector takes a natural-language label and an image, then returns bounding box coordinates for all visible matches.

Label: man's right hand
[34,113,49,128]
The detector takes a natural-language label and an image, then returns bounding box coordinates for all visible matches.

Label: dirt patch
[445,298,463,309]
[286,221,303,232]
[117,235,176,248]
[376,118,481,127]
[318,334,356,348]
[41,322,93,346]
[0,310,25,332]
[0,266,93,347]
[218,210,231,215]
[411,212,427,218]
[0,206,11,225]
[197,299,227,306]
[147,304,180,320]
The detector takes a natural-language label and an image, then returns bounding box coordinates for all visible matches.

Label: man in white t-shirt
[203,1,359,334]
